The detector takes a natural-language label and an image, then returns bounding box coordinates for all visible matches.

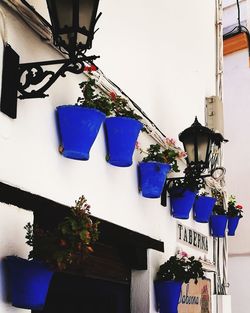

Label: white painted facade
[223,0,250,313]
[0,0,225,312]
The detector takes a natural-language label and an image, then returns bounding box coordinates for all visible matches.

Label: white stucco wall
[223,48,250,313]
[0,0,218,312]
[223,1,250,312]
[228,256,250,313]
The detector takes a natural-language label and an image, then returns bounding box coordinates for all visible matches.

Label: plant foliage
[142,143,180,172]
[77,77,143,120]
[110,94,142,120]
[211,188,227,215]
[227,195,243,218]
[156,252,205,284]
[168,163,205,196]
[78,78,114,116]
[25,196,99,272]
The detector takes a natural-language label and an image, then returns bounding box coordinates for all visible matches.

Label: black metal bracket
[0,45,99,119]
[160,163,214,207]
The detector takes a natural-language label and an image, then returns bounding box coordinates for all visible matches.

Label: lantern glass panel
[54,0,73,30]
[79,0,95,32]
[77,33,88,45]
[184,138,195,163]
[197,134,210,163]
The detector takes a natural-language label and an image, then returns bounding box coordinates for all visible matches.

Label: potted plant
[57,76,114,160]
[104,92,143,167]
[193,189,216,223]
[5,196,99,310]
[137,140,185,198]
[210,188,228,237]
[154,251,205,313]
[168,164,203,219]
[227,195,243,236]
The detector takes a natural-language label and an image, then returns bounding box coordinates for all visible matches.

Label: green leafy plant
[109,92,142,120]
[168,163,205,196]
[211,188,227,215]
[77,77,143,121]
[136,142,184,172]
[140,143,180,172]
[227,195,243,218]
[77,77,114,116]
[156,251,205,284]
[25,196,99,272]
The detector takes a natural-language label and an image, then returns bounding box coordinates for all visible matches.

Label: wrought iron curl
[17,54,100,99]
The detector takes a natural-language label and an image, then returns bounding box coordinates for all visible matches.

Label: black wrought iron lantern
[179,117,214,169]
[46,0,101,57]
[0,0,102,119]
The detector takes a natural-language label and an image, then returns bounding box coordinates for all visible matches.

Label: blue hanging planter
[170,188,196,219]
[104,117,143,167]
[57,105,106,160]
[154,280,182,313]
[228,216,240,236]
[139,162,171,198]
[210,215,228,237]
[5,256,54,310]
[193,196,216,223]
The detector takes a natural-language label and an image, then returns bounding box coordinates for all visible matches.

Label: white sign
[177,223,208,253]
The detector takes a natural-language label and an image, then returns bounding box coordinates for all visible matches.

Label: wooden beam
[224,32,248,56]
[0,181,164,256]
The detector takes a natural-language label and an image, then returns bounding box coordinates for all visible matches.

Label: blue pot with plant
[168,165,204,219]
[193,191,216,223]
[227,195,243,236]
[57,77,113,160]
[104,94,143,167]
[210,214,228,237]
[138,142,183,198]
[5,256,53,310]
[5,196,100,310]
[209,189,228,237]
[169,187,196,219]
[155,251,205,313]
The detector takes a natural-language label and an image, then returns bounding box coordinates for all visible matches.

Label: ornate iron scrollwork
[18,54,100,99]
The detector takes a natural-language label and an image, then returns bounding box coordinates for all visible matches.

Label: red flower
[110,91,117,101]
[59,239,67,247]
[236,205,243,210]
[83,65,97,72]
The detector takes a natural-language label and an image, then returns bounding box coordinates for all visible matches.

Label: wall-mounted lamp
[179,117,215,170]
[47,0,101,57]
[0,0,101,119]
[161,117,227,206]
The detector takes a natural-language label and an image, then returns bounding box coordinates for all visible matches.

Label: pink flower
[180,251,188,257]
[135,141,141,150]
[236,204,243,210]
[165,138,176,146]
[178,151,187,158]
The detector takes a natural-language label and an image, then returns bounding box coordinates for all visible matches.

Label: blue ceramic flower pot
[193,196,216,223]
[210,215,228,237]
[57,105,106,160]
[104,117,143,167]
[228,216,240,236]
[170,188,196,219]
[5,256,53,310]
[139,162,171,198]
[155,280,182,313]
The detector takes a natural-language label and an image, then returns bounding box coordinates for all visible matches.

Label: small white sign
[177,223,208,253]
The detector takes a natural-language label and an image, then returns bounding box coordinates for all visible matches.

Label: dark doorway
[33,242,131,313]
[38,272,130,313]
